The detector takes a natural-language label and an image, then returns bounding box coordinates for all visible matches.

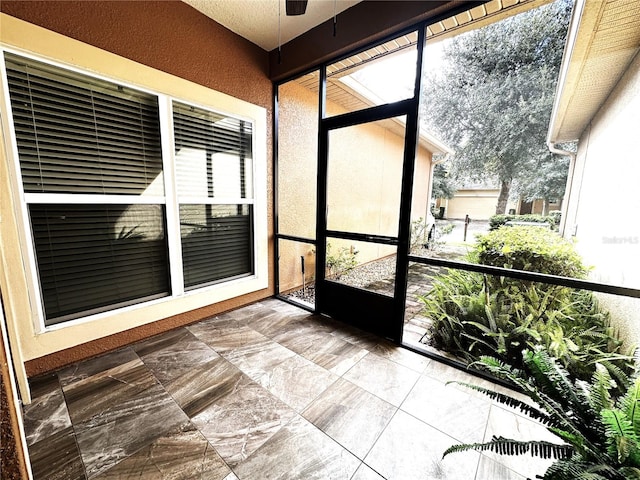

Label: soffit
[289,0,549,154]
[548,0,640,143]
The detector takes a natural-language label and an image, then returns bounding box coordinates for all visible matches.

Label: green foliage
[476,226,586,278]
[490,214,557,230]
[325,243,358,280]
[549,210,562,225]
[431,163,457,200]
[421,0,572,213]
[410,218,432,253]
[443,348,640,480]
[421,226,633,385]
[440,223,455,236]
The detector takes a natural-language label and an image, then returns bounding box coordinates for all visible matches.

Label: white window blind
[5,53,164,195]
[173,102,254,289]
[4,53,170,325]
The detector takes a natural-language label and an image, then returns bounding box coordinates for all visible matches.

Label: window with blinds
[4,52,170,326]
[3,52,259,327]
[173,102,254,289]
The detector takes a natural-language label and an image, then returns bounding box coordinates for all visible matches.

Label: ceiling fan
[286,0,308,16]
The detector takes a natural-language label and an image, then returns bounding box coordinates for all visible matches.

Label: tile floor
[22,299,558,480]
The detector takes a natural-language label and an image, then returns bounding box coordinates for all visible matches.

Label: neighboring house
[436,183,519,220]
[547,0,640,342]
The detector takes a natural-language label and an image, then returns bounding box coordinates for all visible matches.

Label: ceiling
[182,0,362,51]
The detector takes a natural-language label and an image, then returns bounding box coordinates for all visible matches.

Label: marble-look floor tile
[63,359,158,424]
[58,348,140,388]
[365,410,479,480]
[191,375,297,467]
[351,464,386,480]
[367,341,430,373]
[221,337,297,385]
[476,454,527,480]
[401,375,491,443]
[133,328,219,385]
[165,356,245,418]
[188,321,268,354]
[275,328,368,376]
[28,426,86,480]
[260,354,338,411]
[250,311,310,338]
[75,383,189,478]
[233,415,360,480]
[92,422,231,480]
[482,405,556,479]
[343,353,420,407]
[303,378,396,459]
[23,373,72,446]
[423,360,496,399]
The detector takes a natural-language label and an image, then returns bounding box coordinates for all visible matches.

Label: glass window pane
[180,204,253,289]
[30,204,170,325]
[173,102,253,200]
[276,71,319,240]
[412,266,638,386]
[278,238,316,308]
[327,118,405,237]
[325,237,396,297]
[5,53,164,196]
[326,31,418,117]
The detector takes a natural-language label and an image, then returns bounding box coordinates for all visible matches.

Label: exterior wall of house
[0,4,274,399]
[443,189,501,220]
[563,51,640,345]
[277,80,433,293]
[528,198,562,215]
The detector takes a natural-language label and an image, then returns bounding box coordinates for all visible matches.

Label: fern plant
[443,347,640,479]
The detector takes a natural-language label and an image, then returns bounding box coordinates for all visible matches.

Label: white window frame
[0,46,266,333]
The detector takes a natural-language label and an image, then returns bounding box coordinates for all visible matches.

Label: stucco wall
[0,3,274,397]
[444,189,500,220]
[564,51,640,345]
[277,78,432,292]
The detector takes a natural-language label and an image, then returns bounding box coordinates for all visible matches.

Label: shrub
[489,214,556,230]
[444,348,640,480]
[421,226,633,385]
[549,210,562,225]
[325,243,358,279]
[475,226,587,278]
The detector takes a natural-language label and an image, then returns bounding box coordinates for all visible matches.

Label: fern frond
[443,436,572,460]
[618,378,640,436]
[541,460,626,480]
[447,380,561,428]
[589,364,615,412]
[618,467,640,479]
[524,348,581,409]
[601,409,638,463]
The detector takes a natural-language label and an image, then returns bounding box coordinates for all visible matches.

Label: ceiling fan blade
[286,0,308,16]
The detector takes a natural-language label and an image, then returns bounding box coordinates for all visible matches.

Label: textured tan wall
[444,190,500,220]
[277,78,432,292]
[0,2,275,376]
[565,52,640,346]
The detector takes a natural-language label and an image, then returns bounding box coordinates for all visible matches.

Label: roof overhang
[547,0,640,144]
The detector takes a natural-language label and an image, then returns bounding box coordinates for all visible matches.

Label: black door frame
[314,27,426,342]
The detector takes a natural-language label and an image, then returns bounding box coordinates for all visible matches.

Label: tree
[421,0,571,214]
[431,162,456,200]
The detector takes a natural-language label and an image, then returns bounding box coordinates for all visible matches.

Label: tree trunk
[542,199,549,216]
[495,179,511,214]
